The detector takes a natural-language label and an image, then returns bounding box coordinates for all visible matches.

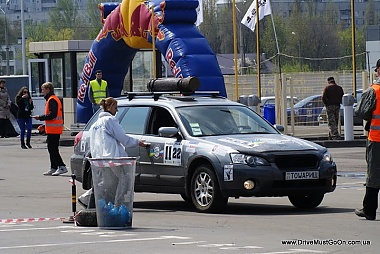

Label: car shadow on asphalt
[133,200,352,216]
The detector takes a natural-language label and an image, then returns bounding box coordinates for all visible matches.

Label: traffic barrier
[62,174,77,224]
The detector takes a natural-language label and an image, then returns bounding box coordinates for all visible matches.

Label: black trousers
[47,134,65,169]
[0,118,8,137]
[363,186,380,217]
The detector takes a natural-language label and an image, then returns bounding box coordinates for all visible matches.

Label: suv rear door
[119,106,150,178]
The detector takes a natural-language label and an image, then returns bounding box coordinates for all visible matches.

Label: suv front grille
[274,154,319,170]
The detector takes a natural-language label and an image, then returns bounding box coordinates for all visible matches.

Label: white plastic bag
[9,114,20,135]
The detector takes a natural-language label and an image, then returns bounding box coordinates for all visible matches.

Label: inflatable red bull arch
[76,0,227,123]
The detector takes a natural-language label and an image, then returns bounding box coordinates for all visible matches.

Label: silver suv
[71,89,337,212]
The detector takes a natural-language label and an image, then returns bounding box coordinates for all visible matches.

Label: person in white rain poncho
[89,97,146,157]
[79,97,147,208]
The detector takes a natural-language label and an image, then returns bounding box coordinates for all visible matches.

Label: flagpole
[232,0,239,101]
[255,0,261,98]
[241,0,272,98]
[269,4,282,93]
[151,5,156,79]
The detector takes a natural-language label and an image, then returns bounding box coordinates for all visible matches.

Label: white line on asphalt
[198,243,236,247]
[60,229,96,233]
[220,246,263,250]
[172,241,207,245]
[338,182,365,185]
[0,225,74,232]
[253,248,326,254]
[0,235,192,250]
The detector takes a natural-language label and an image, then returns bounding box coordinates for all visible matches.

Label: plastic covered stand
[89,157,136,229]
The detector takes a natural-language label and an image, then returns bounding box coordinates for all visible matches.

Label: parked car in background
[259,96,299,115]
[287,94,324,125]
[318,89,363,126]
[71,81,337,212]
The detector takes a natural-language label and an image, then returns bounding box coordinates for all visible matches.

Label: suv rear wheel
[191,165,228,212]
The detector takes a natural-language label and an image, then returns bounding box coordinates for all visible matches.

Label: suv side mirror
[159,127,179,138]
[273,124,284,133]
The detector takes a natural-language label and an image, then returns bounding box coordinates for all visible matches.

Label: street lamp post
[21,0,26,75]
[0,5,10,75]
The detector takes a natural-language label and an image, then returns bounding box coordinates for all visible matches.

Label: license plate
[285,171,319,180]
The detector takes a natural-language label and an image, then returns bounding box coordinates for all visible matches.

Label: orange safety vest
[90,79,107,104]
[45,95,63,135]
[368,85,380,142]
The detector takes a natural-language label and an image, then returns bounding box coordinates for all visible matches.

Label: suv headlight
[230,153,270,167]
[322,151,332,163]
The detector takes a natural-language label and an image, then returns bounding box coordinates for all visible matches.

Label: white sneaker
[43,168,56,176]
[52,166,68,176]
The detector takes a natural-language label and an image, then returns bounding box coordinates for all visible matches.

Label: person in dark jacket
[322,77,344,140]
[15,87,34,149]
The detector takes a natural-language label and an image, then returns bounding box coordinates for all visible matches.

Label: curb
[312,139,366,148]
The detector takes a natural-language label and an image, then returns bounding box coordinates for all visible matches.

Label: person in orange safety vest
[32,82,68,176]
[355,59,380,221]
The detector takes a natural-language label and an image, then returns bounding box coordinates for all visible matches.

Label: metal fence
[226,71,371,138]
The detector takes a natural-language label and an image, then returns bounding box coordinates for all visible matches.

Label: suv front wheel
[191,165,228,212]
[288,193,324,209]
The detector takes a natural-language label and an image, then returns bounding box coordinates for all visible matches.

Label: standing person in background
[354,59,380,221]
[15,87,34,149]
[88,70,109,114]
[32,82,68,176]
[322,77,344,140]
[0,79,11,138]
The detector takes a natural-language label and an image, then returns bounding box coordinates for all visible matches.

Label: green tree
[338,28,366,70]
[48,0,91,40]
[48,0,79,29]
[85,0,105,39]
[365,0,378,26]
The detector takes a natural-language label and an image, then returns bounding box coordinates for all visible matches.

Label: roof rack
[126,91,183,101]
[191,91,221,98]
[125,90,222,101]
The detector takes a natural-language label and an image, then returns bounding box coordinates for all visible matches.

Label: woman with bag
[15,86,34,149]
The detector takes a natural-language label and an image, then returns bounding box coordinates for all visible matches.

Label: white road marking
[0,225,74,232]
[60,229,96,233]
[172,241,207,245]
[254,249,326,254]
[99,233,137,238]
[338,181,365,185]
[220,246,263,250]
[0,235,192,250]
[198,243,236,247]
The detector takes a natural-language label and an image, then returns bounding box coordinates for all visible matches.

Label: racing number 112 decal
[164,141,182,166]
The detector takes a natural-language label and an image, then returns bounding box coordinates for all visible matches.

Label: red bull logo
[78,50,97,103]
[96,5,129,42]
[166,48,182,78]
[129,2,166,41]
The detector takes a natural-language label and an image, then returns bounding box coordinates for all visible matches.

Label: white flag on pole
[195,0,204,26]
[241,0,272,32]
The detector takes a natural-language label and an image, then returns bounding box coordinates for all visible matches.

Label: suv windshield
[177,105,278,136]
